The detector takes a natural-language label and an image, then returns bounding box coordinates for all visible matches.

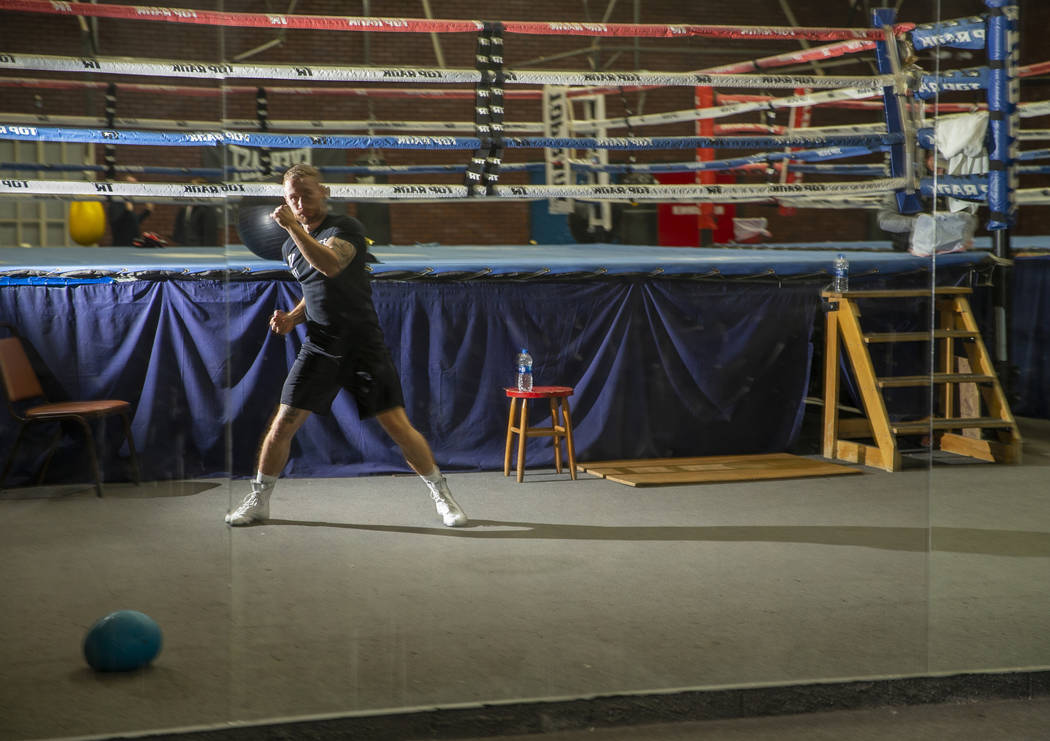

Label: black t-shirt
[282,214,384,351]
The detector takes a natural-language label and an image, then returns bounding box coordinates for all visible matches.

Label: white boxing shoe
[225,486,272,526]
[426,478,468,527]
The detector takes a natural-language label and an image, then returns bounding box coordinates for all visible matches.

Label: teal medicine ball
[83,610,163,672]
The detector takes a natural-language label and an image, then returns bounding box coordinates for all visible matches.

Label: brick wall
[2,0,1047,245]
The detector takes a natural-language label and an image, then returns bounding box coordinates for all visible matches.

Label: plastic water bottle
[516,348,533,392]
[832,253,849,293]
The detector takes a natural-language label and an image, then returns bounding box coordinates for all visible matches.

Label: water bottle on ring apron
[516,348,533,392]
[832,253,849,293]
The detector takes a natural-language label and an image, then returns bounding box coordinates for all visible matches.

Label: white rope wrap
[0,52,893,89]
[1017,188,1050,205]
[0,178,908,203]
[1019,100,1050,119]
[572,86,882,132]
[0,112,545,134]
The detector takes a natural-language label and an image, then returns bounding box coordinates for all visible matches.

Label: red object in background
[655,172,701,246]
[711,171,736,244]
[655,171,737,247]
[656,86,741,247]
[778,88,811,217]
[695,86,717,233]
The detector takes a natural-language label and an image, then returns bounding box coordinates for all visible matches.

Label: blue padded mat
[0,239,1030,280]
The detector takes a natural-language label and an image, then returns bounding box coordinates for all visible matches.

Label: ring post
[986,0,1020,398]
[872,8,921,215]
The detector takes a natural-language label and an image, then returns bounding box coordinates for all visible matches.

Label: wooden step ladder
[821,287,1022,472]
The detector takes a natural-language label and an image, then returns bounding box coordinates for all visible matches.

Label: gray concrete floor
[455,697,1050,741]
[0,418,1048,740]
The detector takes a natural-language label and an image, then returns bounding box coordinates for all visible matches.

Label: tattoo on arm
[325,236,356,269]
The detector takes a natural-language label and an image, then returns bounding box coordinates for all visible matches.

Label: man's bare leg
[258,405,311,476]
[226,405,310,525]
[377,406,467,527]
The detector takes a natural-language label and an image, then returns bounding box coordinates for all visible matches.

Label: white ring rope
[573,86,883,132]
[565,149,888,175]
[0,178,908,204]
[715,95,1050,119]
[0,76,536,100]
[0,113,545,134]
[0,52,894,90]
[1020,101,1050,119]
[568,38,876,97]
[4,75,1044,116]
[1018,189,1050,205]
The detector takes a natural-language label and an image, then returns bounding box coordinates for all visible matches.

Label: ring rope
[0,158,894,178]
[714,96,1048,118]
[0,162,225,177]
[1017,148,1050,161]
[713,96,1047,121]
[3,64,1043,104]
[572,87,882,132]
[0,77,540,99]
[0,124,904,151]
[33,113,1040,140]
[0,178,909,203]
[19,181,1048,205]
[0,52,895,90]
[715,94,921,113]
[0,161,549,177]
[570,160,889,176]
[0,113,545,133]
[0,0,911,41]
[0,90,899,136]
[1018,189,1050,205]
[1020,101,1050,118]
[568,38,876,97]
[567,145,887,174]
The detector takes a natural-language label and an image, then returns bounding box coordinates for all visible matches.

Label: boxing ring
[4,240,1043,486]
[1,0,1049,488]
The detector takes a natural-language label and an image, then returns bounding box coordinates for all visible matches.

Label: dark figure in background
[225,164,467,528]
[107,176,154,246]
[173,202,219,246]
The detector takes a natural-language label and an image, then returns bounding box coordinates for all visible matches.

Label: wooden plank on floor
[579,453,862,487]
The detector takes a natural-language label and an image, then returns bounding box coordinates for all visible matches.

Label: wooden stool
[504,386,577,483]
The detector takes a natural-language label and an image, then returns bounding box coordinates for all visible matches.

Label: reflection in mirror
[0,2,1048,739]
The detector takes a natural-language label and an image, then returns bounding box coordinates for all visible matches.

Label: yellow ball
[69,201,106,245]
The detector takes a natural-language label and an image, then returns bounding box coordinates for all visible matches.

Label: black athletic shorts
[280,327,405,418]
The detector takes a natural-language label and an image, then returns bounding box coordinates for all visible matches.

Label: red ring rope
[0,0,912,40]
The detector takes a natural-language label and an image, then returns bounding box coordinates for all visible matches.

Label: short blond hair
[283,163,322,184]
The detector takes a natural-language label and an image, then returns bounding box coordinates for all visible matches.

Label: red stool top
[505,385,574,399]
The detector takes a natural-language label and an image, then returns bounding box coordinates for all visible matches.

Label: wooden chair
[0,325,140,497]
[504,386,577,483]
